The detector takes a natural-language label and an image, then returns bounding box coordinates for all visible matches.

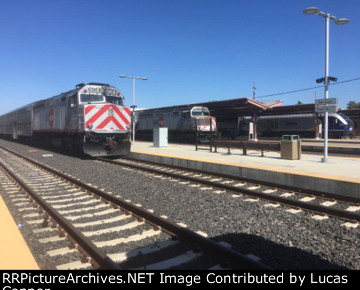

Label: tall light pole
[303,7,349,163]
[119,75,148,144]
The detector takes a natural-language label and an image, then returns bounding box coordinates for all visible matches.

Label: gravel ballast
[0,139,359,270]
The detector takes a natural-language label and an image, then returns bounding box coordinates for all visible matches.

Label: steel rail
[0,146,271,270]
[0,159,121,270]
[100,157,360,223]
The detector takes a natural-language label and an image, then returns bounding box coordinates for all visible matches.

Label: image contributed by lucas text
[1,271,357,289]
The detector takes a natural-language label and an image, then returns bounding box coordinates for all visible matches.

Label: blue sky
[1,0,359,114]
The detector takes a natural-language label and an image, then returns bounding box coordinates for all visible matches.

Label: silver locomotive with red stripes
[0,83,132,156]
[136,105,217,143]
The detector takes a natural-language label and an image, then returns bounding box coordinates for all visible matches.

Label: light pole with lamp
[303,7,349,162]
[119,75,148,144]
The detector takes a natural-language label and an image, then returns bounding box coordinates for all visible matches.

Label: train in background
[135,105,217,143]
[235,112,354,139]
[0,83,132,156]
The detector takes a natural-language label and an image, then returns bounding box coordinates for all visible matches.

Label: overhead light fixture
[335,18,350,25]
[303,7,319,15]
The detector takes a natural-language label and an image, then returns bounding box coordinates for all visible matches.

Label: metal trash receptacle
[281,135,301,160]
[153,127,168,147]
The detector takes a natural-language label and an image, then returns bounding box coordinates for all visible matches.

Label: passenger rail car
[0,83,132,156]
[238,113,354,139]
[136,105,217,143]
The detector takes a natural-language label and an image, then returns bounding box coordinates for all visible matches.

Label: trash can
[281,135,301,160]
[153,127,168,147]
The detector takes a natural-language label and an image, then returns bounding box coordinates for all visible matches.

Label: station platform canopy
[184,98,284,118]
[259,103,316,117]
[138,98,319,119]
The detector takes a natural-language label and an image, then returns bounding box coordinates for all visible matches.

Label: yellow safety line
[131,149,360,184]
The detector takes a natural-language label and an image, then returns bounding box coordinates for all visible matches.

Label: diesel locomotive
[136,105,217,143]
[0,82,132,156]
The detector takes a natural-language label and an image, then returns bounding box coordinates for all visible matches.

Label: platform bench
[212,139,281,157]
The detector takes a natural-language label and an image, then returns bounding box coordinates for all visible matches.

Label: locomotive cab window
[193,110,210,116]
[80,94,104,103]
[69,95,77,107]
[105,96,123,105]
[191,111,202,116]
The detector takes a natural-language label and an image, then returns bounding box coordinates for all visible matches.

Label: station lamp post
[119,75,148,144]
[303,7,349,163]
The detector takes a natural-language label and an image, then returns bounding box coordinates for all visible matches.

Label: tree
[347,101,360,109]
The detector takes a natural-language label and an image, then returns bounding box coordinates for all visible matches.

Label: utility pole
[119,75,148,144]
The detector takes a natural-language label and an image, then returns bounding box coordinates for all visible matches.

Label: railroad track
[0,146,269,270]
[98,157,360,226]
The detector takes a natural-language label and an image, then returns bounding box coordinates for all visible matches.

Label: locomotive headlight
[88,123,93,130]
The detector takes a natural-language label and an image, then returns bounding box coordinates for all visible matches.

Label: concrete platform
[130,141,360,199]
[0,196,39,270]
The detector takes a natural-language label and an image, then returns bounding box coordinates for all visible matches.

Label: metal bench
[212,139,281,157]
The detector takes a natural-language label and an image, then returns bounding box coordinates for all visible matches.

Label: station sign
[315,105,338,113]
[315,98,338,105]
